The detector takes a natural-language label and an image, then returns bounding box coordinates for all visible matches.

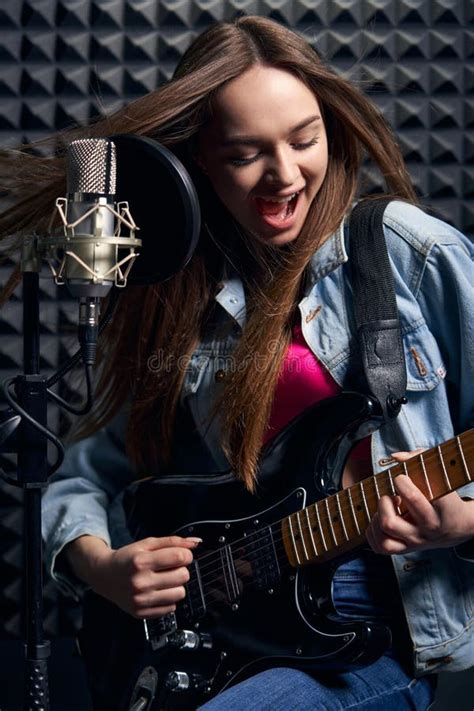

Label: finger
[393,475,441,534]
[141,566,190,592]
[376,494,423,543]
[369,496,424,553]
[390,448,426,461]
[147,545,195,572]
[134,604,177,620]
[366,518,411,554]
[128,547,194,577]
[139,536,202,551]
[134,585,187,611]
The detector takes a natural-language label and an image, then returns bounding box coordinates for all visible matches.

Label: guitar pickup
[220,544,240,604]
[245,525,281,590]
[181,558,207,621]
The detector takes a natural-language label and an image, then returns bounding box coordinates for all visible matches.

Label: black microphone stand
[0,244,119,710]
[0,245,57,709]
[18,267,51,711]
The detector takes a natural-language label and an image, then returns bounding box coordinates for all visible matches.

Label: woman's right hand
[64,534,201,619]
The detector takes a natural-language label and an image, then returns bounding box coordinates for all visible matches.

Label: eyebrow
[221,115,321,147]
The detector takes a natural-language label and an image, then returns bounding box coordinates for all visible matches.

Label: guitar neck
[282,430,474,567]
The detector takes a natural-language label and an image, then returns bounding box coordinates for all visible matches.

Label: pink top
[263,324,370,462]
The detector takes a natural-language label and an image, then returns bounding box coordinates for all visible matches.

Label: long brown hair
[0,16,417,491]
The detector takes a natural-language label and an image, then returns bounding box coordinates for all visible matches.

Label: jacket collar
[214,275,246,328]
[305,216,348,288]
[214,216,348,326]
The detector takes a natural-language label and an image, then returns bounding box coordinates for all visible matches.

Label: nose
[265,147,300,187]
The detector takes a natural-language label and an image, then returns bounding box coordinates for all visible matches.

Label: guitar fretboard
[281,430,473,566]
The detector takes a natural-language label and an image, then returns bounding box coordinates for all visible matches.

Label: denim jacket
[42,200,474,676]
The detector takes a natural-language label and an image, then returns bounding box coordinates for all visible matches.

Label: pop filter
[110,134,201,285]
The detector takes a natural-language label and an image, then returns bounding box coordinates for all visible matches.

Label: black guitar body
[79,393,391,710]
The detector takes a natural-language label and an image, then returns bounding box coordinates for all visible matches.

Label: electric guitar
[78,392,473,710]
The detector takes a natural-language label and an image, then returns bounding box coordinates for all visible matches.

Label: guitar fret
[304,507,318,556]
[457,436,472,482]
[314,502,328,552]
[402,461,410,478]
[437,445,452,490]
[387,470,396,495]
[419,452,433,499]
[373,475,381,500]
[287,514,301,565]
[359,481,371,522]
[387,470,402,515]
[335,492,349,541]
[296,511,309,561]
[324,498,338,546]
[347,488,361,535]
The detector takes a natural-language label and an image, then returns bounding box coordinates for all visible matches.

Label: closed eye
[228,138,319,167]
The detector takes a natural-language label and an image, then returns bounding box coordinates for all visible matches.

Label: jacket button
[305,305,322,323]
[379,456,397,467]
[215,369,226,382]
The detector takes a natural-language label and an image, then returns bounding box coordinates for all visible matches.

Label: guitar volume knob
[168,630,199,649]
[168,629,213,651]
[165,671,190,691]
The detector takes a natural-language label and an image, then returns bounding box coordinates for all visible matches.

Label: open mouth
[254,190,301,223]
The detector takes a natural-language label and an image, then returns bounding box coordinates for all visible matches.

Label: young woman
[1,15,473,710]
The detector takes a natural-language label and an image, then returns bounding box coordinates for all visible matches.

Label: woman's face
[197,64,329,246]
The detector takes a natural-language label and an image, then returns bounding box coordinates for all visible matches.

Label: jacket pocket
[403,319,446,391]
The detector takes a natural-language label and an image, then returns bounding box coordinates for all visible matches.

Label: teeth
[262,191,298,204]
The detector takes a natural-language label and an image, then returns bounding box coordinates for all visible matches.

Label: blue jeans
[199,549,437,710]
[198,662,437,710]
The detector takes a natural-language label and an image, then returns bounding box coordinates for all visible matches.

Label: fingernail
[186,537,203,545]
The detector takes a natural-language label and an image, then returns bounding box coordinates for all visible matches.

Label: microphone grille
[67,138,117,195]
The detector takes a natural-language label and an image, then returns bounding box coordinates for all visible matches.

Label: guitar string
[189,440,474,586]
[184,538,290,603]
[184,441,473,590]
[190,440,472,580]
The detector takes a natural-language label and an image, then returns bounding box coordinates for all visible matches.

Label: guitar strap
[349,198,407,422]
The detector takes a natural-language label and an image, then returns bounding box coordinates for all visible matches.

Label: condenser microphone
[64,137,120,298]
[37,134,201,362]
[41,138,142,363]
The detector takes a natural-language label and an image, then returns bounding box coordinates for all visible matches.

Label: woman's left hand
[365,450,474,555]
